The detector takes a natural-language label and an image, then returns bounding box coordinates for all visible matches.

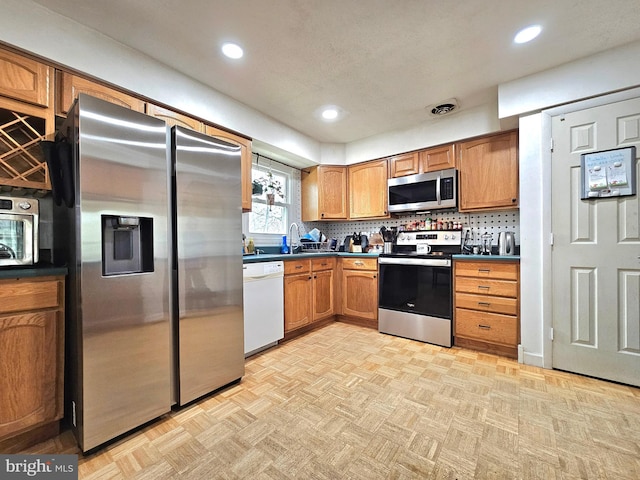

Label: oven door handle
[378,257,451,267]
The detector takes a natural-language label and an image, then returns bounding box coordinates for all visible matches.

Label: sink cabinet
[284,257,336,337]
[0,275,65,452]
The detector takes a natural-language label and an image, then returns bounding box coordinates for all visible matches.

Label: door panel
[551,96,640,387]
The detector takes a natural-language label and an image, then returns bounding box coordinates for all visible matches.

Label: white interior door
[551,96,640,387]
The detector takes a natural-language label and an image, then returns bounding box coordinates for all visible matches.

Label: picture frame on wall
[580,146,637,199]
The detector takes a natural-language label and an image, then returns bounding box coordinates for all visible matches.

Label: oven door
[0,213,37,266]
[378,257,452,318]
[378,256,452,347]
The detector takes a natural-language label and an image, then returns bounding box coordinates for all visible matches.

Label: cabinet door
[205,126,252,212]
[419,144,455,172]
[458,131,518,211]
[348,159,389,219]
[313,269,334,321]
[148,103,204,132]
[319,166,348,219]
[57,72,145,115]
[342,270,378,320]
[0,310,61,439]
[388,152,418,177]
[0,48,51,107]
[284,273,313,332]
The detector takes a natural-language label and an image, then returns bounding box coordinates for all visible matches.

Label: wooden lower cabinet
[284,257,336,336]
[339,257,378,328]
[0,275,65,451]
[454,260,520,358]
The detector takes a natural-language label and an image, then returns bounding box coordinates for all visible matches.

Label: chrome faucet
[288,222,301,254]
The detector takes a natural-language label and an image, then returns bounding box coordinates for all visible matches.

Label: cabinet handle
[295,265,303,269]
[308,276,312,280]
[512,198,517,203]
[373,275,376,278]
[478,302,491,307]
[355,261,364,266]
[478,268,491,273]
[314,275,317,279]
[478,324,491,329]
[478,285,490,290]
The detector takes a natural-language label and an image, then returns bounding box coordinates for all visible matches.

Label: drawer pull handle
[407,303,415,308]
[295,265,303,269]
[478,324,491,329]
[355,261,364,266]
[478,268,491,273]
[478,285,490,290]
[478,302,491,307]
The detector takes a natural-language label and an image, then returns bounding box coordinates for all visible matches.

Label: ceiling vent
[427,98,459,117]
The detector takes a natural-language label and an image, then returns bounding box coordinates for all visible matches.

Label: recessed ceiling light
[221,42,243,59]
[321,108,339,120]
[514,25,542,44]
[315,105,346,122]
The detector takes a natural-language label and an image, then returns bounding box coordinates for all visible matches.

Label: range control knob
[18,201,32,210]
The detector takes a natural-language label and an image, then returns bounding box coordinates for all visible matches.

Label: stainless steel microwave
[0,196,39,266]
[388,168,457,213]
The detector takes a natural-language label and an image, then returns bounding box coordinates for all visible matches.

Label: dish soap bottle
[247,237,255,254]
[280,235,289,254]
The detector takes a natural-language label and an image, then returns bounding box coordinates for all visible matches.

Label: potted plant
[254,171,284,207]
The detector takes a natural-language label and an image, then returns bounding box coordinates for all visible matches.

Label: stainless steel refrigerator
[170,126,244,406]
[52,95,244,451]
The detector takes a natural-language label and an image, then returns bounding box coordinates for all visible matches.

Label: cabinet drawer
[311,257,336,272]
[455,261,518,280]
[455,292,518,316]
[341,257,377,271]
[284,259,311,275]
[0,278,62,314]
[455,308,518,345]
[455,277,517,298]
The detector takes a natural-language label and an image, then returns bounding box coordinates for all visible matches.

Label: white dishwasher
[243,260,284,357]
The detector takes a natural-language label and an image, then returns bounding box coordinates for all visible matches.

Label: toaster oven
[0,196,39,266]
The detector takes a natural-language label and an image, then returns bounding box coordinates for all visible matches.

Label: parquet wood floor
[18,322,640,479]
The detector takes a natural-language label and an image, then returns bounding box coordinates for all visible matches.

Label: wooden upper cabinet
[56,71,145,115]
[205,125,252,212]
[419,144,455,172]
[388,152,419,178]
[148,103,204,132]
[348,159,389,219]
[302,165,348,221]
[0,48,51,108]
[457,131,519,212]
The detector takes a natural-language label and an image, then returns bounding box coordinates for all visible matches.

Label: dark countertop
[243,251,380,263]
[453,254,520,261]
[0,263,68,279]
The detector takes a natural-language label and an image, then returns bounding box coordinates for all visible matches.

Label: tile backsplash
[302,210,519,248]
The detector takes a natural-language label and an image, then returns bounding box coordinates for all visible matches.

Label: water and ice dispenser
[102,215,154,276]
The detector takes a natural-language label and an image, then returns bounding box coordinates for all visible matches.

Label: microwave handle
[436,173,441,205]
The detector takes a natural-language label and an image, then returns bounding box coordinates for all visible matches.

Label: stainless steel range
[378,230,462,347]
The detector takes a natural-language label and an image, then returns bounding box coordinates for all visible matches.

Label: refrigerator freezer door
[65,95,172,451]
[172,126,244,405]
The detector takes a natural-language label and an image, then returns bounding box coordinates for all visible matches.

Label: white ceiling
[31,0,640,144]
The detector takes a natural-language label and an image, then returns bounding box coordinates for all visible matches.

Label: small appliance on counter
[0,196,39,267]
[498,231,516,255]
[480,232,493,255]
